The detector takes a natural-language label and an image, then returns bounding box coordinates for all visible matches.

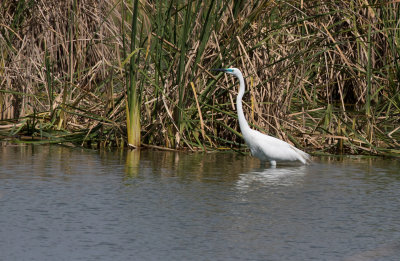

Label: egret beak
[211,68,233,73]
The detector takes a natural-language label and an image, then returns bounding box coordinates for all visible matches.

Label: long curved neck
[236,72,251,136]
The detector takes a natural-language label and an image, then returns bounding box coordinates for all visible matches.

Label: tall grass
[125,0,141,148]
[0,0,399,156]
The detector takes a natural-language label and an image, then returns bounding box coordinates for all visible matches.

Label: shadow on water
[124,149,261,183]
[124,149,313,185]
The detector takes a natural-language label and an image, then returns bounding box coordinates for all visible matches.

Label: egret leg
[270,160,276,167]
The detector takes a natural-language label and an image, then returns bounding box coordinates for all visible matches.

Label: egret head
[212,68,241,76]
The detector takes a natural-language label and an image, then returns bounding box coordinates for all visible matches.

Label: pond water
[1,145,400,261]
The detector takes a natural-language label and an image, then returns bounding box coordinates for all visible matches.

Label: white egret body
[214,68,311,166]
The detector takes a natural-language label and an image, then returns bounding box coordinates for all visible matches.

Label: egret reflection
[236,165,307,189]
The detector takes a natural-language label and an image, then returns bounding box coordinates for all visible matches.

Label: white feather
[218,67,311,166]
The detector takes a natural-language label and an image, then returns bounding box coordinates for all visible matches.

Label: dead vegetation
[0,0,399,156]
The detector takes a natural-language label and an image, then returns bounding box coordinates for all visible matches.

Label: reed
[124,0,141,148]
[0,0,399,156]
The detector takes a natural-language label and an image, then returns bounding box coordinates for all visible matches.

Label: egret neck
[235,70,251,137]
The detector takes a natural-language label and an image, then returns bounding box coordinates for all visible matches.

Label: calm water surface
[1,145,400,261]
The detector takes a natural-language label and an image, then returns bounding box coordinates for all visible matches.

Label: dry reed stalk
[0,0,399,155]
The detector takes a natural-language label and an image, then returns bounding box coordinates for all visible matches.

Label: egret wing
[247,130,309,163]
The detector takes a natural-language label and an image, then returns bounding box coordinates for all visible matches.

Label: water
[1,145,400,261]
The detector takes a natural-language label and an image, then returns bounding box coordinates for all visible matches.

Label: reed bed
[0,0,399,156]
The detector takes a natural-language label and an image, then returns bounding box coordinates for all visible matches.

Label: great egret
[213,68,311,166]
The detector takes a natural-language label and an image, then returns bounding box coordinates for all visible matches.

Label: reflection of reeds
[0,1,399,156]
[125,148,140,178]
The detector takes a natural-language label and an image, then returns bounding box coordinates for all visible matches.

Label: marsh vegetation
[0,0,399,156]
